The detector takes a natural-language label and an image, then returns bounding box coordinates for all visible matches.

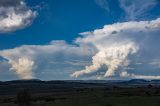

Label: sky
[0,0,160,80]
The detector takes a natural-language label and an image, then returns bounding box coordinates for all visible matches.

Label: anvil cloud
[0,18,160,79]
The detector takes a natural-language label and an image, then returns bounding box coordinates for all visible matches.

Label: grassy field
[1,87,160,106]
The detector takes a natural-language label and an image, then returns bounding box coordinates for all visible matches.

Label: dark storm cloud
[0,0,23,6]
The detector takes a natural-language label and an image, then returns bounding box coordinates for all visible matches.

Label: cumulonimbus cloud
[0,0,37,32]
[0,18,160,79]
[0,41,94,79]
[9,58,35,79]
[71,42,138,77]
[71,18,160,78]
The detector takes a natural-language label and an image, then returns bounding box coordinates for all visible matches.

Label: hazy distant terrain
[1,79,160,106]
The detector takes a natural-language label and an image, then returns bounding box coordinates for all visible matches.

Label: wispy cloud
[119,0,157,20]
[95,0,158,21]
[95,0,109,12]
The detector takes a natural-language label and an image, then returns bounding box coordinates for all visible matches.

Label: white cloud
[131,74,160,79]
[0,0,37,32]
[120,71,160,80]
[149,59,160,67]
[71,42,138,77]
[0,41,95,79]
[120,71,130,77]
[9,58,35,79]
[71,18,160,78]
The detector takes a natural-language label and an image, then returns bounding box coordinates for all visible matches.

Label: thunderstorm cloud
[0,18,160,79]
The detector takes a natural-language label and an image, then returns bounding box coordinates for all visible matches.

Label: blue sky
[0,0,124,49]
[0,0,160,80]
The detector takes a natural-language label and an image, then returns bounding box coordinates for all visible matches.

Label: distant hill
[1,79,160,85]
[0,79,160,95]
[5,79,42,83]
[128,79,148,83]
[150,80,160,83]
